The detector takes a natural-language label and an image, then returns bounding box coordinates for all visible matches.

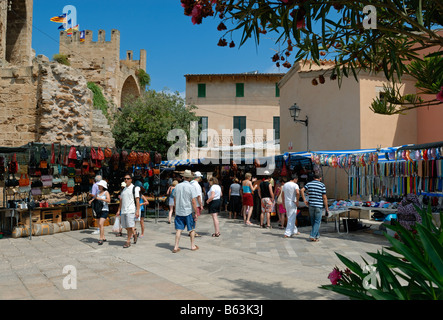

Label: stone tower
[0,0,34,67]
[59,29,147,111]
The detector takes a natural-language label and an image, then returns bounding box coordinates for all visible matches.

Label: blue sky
[32,0,284,95]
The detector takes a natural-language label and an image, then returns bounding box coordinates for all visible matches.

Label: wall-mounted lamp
[289,103,308,126]
[289,103,309,151]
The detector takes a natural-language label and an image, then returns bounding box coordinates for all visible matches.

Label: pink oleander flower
[328,267,342,285]
[437,87,443,102]
[191,3,203,25]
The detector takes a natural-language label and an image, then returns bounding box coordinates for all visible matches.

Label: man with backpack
[116,174,141,248]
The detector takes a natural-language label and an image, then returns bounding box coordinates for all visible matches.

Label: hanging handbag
[50,143,56,164]
[40,146,48,160]
[8,153,18,174]
[143,151,150,164]
[154,152,162,164]
[68,146,77,160]
[104,147,112,159]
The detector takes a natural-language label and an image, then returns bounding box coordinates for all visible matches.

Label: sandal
[212,233,220,237]
[191,245,199,251]
[123,242,131,248]
[116,232,123,237]
[309,238,319,242]
[98,240,103,245]
[133,232,139,244]
[172,248,181,253]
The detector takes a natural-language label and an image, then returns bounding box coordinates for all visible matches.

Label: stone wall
[0,64,38,146]
[36,60,95,146]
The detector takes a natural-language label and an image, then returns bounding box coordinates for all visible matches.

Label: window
[275,83,280,97]
[273,117,280,141]
[236,83,244,97]
[198,83,206,98]
[233,116,246,145]
[198,116,208,147]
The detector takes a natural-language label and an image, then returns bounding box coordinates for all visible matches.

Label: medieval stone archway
[120,75,140,108]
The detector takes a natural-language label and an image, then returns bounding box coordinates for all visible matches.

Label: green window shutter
[275,83,280,97]
[198,83,206,98]
[236,83,244,97]
[233,116,246,145]
[198,117,208,147]
[273,117,280,140]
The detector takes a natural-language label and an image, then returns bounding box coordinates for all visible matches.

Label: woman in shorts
[206,177,222,237]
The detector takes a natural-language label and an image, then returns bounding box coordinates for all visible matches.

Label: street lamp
[289,103,308,126]
[289,103,309,151]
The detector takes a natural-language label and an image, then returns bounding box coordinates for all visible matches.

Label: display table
[327,209,351,234]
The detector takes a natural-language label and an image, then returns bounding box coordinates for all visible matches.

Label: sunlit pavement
[0,210,390,300]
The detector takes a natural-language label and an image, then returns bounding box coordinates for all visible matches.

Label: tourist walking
[116,174,141,248]
[282,174,300,238]
[301,173,329,242]
[90,180,110,245]
[258,171,274,229]
[206,176,222,237]
[90,175,102,235]
[242,173,257,225]
[229,178,242,219]
[167,180,178,224]
[190,171,204,237]
[275,180,286,229]
[172,170,199,253]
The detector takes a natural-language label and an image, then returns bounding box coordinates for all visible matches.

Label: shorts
[242,193,254,206]
[120,213,136,229]
[174,214,195,231]
[98,210,109,219]
[261,197,273,213]
[229,195,242,214]
[208,199,221,214]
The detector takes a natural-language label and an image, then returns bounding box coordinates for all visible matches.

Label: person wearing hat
[190,171,204,237]
[89,175,102,235]
[172,170,199,253]
[94,180,110,245]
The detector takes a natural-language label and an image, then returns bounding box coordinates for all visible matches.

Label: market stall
[0,142,164,239]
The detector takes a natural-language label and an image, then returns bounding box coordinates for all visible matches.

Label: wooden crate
[63,211,82,222]
[90,218,110,227]
[41,210,62,224]
[20,211,41,226]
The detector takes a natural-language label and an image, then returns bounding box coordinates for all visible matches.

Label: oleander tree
[112,90,199,155]
[180,0,443,115]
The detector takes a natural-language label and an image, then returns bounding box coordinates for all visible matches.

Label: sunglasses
[124,177,131,180]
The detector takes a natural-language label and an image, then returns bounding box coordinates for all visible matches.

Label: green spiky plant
[321,204,443,300]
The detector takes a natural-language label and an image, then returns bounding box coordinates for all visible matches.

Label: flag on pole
[50,14,67,23]
[66,25,79,36]
[80,30,85,42]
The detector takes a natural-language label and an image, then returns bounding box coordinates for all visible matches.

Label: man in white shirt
[190,171,203,237]
[282,173,300,238]
[116,174,141,248]
[173,170,199,253]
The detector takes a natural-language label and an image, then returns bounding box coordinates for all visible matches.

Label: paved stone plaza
[0,211,390,300]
